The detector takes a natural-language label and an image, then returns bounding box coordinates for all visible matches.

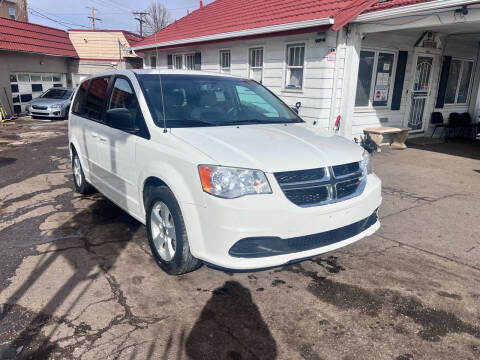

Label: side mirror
[106,108,136,132]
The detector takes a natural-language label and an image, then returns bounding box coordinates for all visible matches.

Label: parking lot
[0,117,479,360]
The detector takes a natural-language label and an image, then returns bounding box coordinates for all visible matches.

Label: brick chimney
[200,1,203,8]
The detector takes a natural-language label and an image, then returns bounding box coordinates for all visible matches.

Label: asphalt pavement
[0,117,479,359]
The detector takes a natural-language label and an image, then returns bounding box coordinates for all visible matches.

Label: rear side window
[72,80,89,115]
[84,77,111,121]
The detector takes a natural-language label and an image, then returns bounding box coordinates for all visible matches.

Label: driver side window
[235,85,279,118]
[108,77,149,138]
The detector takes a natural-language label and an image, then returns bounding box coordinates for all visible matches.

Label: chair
[430,112,446,138]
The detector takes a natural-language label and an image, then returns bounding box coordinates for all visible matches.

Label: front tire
[146,186,202,275]
[72,152,94,195]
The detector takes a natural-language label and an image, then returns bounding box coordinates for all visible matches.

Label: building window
[9,8,15,19]
[286,44,305,89]
[220,50,231,73]
[355,50,396,107]
[249,48,263,83]
[445,59,474,105]
[185,54,195,70]
[173,55,183,70]
[150,56,157,69]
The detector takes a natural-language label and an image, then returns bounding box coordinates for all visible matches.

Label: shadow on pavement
[407,138,480,160]
[0,197,143,359]
[186,281,277,360]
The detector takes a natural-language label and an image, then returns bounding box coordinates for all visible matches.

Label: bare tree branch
[144,2,173,36]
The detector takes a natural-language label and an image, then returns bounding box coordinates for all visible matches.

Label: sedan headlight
[198,165,272,199]
[363,150,373,174]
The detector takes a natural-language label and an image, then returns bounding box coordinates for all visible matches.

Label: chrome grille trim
[275,162,366,207]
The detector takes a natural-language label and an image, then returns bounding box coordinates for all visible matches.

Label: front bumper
[183,173,382,270]
[28,108,66,118]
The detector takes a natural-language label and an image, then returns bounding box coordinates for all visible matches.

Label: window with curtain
[220,50,231,73]
[185,54,195,70]
[285,44,305,89]
[445,59,474,105]
[249,48,263,83]
[174,55,183,70]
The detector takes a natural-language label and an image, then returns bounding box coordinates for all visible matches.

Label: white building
[131,0,480,140]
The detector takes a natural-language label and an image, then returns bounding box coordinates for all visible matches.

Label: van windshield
[137,74,303,128]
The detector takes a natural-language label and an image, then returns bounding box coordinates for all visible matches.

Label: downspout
[328,29,344,131]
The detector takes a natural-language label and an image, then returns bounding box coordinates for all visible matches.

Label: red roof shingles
[134,0,439,49]
[0,17,77,57]
[135,0,360,48]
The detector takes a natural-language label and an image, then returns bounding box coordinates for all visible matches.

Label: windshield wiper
[223,119,294,125]
[165,119,217,127]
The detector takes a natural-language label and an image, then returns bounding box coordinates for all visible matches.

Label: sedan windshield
[138,74,303,128]
[41,89,72,100]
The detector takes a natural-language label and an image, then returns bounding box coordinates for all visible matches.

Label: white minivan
[68,70,382,275]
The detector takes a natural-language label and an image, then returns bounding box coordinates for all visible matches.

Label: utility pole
[133,11,148,37]
[86,6,101,30]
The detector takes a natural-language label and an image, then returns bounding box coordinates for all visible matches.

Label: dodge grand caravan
[68,70,382,275]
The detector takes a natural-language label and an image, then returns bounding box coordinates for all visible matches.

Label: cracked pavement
[0,118,479,359]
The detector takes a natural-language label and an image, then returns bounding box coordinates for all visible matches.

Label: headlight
[363,150,373,174]
[198,165,272,199]
[51,104,63,109]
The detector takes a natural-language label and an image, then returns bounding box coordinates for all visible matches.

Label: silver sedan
[26,88,74,120]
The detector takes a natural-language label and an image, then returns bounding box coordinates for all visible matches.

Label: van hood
[171,123,364,173]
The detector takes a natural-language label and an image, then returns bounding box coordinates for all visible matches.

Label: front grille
[336,178,360,198]
[333,162,360,177]
[274,168,326,185]
[275,162,365,207]
[32,105,48,110]
[283,186,330,206]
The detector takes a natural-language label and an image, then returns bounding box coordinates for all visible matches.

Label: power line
[29,8,90,29]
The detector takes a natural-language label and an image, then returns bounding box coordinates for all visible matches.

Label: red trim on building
[331,0,380,31]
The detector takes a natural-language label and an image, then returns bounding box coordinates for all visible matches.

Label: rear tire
[146,186,202,275]
[72,152,95,195]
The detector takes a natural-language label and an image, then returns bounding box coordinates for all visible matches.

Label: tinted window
[21,94,32,102]
[84,77,110,120]
[138,74,302,128]
[32,84,43,92]
[108,77,146,135]
[72,80,89,115]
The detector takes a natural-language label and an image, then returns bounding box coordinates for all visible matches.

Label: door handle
[90,133,97,138]
[99,137,107,142]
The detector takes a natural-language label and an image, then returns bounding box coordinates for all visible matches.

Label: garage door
[10,72,66,114]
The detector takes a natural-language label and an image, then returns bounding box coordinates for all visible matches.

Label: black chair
[430,112,445,138]
[445,113,463,140]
